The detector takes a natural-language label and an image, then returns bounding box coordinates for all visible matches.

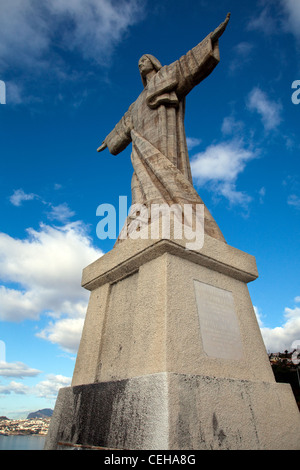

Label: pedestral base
[45,372,300,450]
[44,235,300,450]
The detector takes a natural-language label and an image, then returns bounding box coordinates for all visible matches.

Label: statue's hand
[97,141,107,152]
[211,12,231,43]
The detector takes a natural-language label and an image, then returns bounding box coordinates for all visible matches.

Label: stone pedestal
[45,235,300,450]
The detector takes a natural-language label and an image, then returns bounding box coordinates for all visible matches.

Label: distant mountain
[27,408,53,419]
[0,416,9,421]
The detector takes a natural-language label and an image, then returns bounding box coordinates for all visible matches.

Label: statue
[97,14,231,243]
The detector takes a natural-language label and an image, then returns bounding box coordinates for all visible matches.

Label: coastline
[0,418,50,437]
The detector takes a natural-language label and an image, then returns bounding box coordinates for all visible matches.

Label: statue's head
[138,54,162,87]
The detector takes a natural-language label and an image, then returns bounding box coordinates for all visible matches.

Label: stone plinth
[44,235,300,450]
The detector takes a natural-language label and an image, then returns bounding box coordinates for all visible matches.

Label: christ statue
[98,14,231,243]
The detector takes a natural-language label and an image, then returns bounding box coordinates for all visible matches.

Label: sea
[0,435,46,450]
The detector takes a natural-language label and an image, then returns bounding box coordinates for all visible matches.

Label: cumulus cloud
[0,374,71,398]
[247,2,280,36]
[0,361,41,378]
[47,0,145,64]
[46,203,76,223]
[254,306,265,328]
[37,318,85,354]
[221,116,245,136]
[281,0,300,39]
[0,222,102,351]
[258,304,300,353]
[9,188,77,224]
[247,87,282,131]
[186,137,201,150]
[247,0,300,41]
[0,0,49,71]
[190,139,257,206]
[33,374,71,398]
[0,381,30,395]
[0,0,145,72]
[9,189,39,206]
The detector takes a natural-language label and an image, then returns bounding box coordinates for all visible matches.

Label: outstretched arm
[97,142,107,152]
[175,13,230,98]
[96,103,134,155]
[211,12,231,43]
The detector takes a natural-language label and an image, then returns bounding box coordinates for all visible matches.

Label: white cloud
[0,381,30,395]
[0,374,71,398]
[0,0,50,71]
[46,203,75,223]
[254,306,265,328]
[0,222,102,351]
[190,139,257,206]
[0,361,41,378]
[247,87,282,131]
[0,0,145,72]
[37,318,85,354]
[33,374,71,398]
[48,0,145,64]
[0,287,43,322]
[247,1,300,41]
[9,189,38,206]
[258,304,300,353]
[280,0,300,39]
[229,42,254,74]
[191,141,254,184]
[287,194,300,209]
[221,116,245,136]
[10,188,76,223]
[186,137,201,150]
[218,182,252,207]
[247,3,279,36]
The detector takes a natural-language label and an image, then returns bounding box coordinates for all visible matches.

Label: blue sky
[0,0,299,418]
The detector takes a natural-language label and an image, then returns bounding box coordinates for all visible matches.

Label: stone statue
[98,14,231,243]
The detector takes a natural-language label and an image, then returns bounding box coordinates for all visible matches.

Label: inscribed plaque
[194,280,243,360]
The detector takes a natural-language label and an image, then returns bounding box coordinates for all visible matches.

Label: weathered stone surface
[45,235,300,451]
[44,374,169,450]
[81,234,259,292]
[97,14,231,243]
[71,235,273,387]
[45,373,300,450]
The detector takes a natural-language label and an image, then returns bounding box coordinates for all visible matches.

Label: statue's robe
[104,33,225,243]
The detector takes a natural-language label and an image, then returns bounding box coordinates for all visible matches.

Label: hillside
[27,408,53,419]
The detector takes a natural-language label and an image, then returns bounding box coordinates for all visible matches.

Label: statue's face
[138,56,154,76]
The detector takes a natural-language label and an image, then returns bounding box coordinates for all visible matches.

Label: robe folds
[103,33,225,243]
